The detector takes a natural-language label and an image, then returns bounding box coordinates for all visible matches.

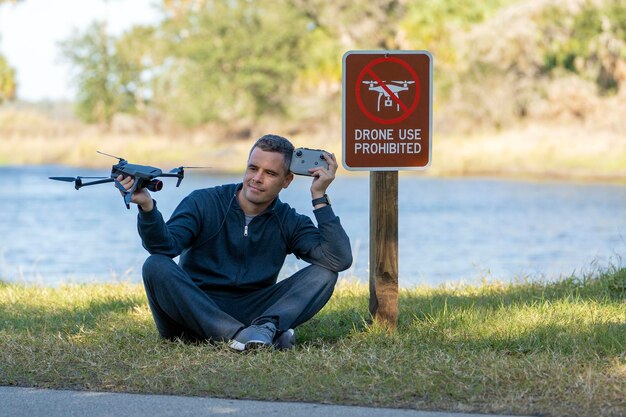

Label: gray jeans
[142,254,338,342]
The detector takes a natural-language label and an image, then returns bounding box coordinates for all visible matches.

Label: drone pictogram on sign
[361,80,415,112]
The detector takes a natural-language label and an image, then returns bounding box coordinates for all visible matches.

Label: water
[1,165,625,287]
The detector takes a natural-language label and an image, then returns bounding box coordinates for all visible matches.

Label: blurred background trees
[0,0,19,104]
[3,0,626,135]
[0,55,15,104]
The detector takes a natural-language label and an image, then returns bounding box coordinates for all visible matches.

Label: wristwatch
[312,194,331,207]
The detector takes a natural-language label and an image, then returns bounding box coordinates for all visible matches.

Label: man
[118,134,352,351]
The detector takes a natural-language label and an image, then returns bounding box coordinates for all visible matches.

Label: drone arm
[76,178,115,189]
[156,172,184,187]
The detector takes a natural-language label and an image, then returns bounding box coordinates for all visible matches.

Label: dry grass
[431,123,626,182]
[1,106,626,182]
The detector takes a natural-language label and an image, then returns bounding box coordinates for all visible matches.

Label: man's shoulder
[188,183,238,200]
[273,197,296,214]
[273,197,311,225]
[176,183,238,213]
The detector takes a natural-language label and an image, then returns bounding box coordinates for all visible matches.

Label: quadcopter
[49,151,207,209]
[362,80,415,111]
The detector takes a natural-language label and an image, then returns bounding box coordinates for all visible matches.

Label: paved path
[0,386,530,417]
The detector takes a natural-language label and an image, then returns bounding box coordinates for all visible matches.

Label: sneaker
[273,329,295,351]
[228,322,277,351]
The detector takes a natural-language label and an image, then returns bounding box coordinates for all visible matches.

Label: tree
[0,0,21,104]
[153,0,311,126]
[114,25,159,115]
[60,21,122,125]
[292,0,408,49]
[0,55,16,104]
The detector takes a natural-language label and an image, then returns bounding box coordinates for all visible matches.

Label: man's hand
[116,174,154,212]
[309,152,337,200]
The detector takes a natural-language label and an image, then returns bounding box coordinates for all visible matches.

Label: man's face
[240,147,293,209]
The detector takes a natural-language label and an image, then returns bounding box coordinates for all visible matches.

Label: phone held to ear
[290,147,329,176]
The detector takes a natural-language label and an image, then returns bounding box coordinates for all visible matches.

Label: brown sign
[342,51,433,170]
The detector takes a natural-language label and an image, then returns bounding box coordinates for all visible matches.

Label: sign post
[342,50,433,328]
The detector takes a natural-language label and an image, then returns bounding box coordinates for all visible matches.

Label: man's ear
[283,172,294,189]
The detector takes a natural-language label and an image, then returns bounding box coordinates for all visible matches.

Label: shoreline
[3,160,626,186]
[2,116,625,185]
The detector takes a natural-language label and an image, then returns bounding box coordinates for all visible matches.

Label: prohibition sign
[355,56,421,125]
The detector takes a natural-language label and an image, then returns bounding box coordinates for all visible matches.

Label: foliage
[440,0,626,131]
[154,0,311,126]
[56,0,626,132]
[60,22,123,125]
[292,0,407,49]
[0,55,16,104]
[541,0,626,94]
[397,0,519,127]
[113,25,159,116]
[0,1,21,105]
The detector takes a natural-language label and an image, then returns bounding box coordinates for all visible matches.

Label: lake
[1,165,625,287]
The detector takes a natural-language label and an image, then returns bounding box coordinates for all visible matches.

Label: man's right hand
[116,174,154,212]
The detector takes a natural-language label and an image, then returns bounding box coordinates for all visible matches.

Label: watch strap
[312,194,331,207]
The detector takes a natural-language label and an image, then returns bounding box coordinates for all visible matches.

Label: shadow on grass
[0,292,145,336]
[297,269,625,355]
[2,269,623,355]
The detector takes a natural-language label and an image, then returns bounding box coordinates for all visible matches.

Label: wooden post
[369,171,399,328]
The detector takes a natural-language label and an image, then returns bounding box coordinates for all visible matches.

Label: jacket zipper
[235,219,247,286]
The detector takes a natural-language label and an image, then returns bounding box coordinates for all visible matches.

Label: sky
[0,0,162,101]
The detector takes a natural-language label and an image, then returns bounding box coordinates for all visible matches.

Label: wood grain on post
[369,171,399,328]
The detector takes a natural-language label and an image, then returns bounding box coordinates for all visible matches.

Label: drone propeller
[391,80,415,84]
[49,176,79,182]
[169,166,211,173]
[362,80,379,85]
[49,176,108,182]
[49,175,114,190]
[96,150,126,162]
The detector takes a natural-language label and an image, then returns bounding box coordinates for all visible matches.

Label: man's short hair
[250,134,294,175]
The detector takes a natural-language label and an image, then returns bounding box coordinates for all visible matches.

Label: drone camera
[146,179,164,192]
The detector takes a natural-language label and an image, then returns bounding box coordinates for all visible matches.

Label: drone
[362,80,415,112]
[49,151,208,209]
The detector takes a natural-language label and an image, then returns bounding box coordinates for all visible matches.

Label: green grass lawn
[1,268,624,417]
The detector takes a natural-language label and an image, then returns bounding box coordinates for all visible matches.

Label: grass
[1,268,624,416]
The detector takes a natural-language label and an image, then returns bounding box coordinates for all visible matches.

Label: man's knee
[142,254,175,286]
[308,264,339,288]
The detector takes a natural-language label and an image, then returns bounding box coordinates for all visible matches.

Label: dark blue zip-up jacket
[137,183,352,291]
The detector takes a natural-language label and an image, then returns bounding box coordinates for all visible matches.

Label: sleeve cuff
[138,200,159,221]
[313,204,336,224]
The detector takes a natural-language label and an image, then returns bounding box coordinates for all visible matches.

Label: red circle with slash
[355,56,421,125]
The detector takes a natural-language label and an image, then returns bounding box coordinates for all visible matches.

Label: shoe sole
[228,340,246,351]
[228,339,272,351]
[245,340,272,350]
[273,329,295,350]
